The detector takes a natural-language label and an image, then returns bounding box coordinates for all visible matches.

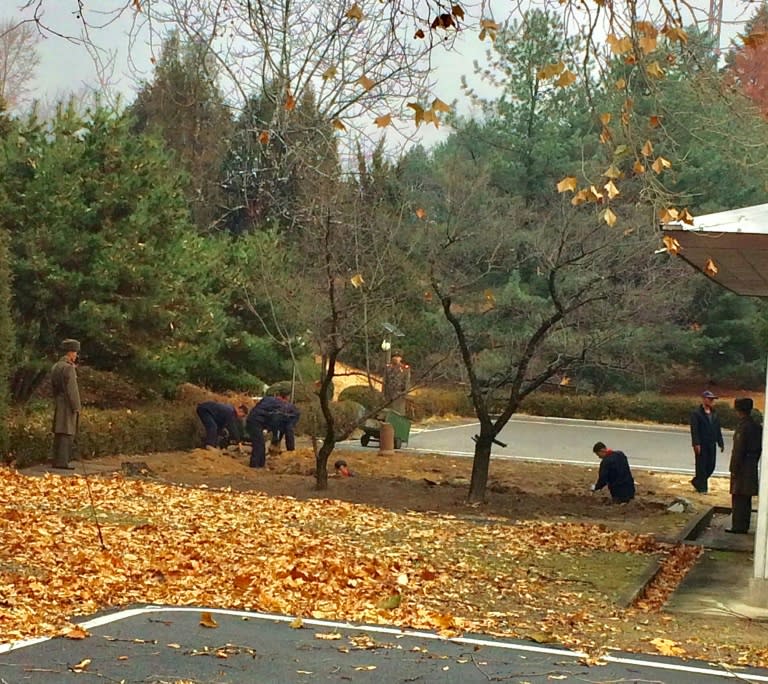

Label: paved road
[2,606,767,683]
[403,416,732,475]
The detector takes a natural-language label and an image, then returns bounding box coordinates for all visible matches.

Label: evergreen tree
[129,32,233,232]
[0,100,233,397]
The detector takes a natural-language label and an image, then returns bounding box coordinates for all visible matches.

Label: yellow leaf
[396,573,409,586]
[290,617,304,629]
[615,77,626,90]
[432,97,451,113]
[650,637,686,657]
[415,207,427,220]
[350,273,365,288]
[65,626,90,640]
[659,208,679,224]
[603,208,617,227]
[357,75,375,91]
[70,658,91,672]
[599,112,611,126]
[559,376,571,386]
[483,289,496,307]
[322,66,337,80]
[537,62,565,80]
[421,109,440,128]
[638,35,657,54]
[571,189,589,206]
[603,165,621,179]
[555,69,576,87]
[355,665,377,671]
[200,612,219,628]
[599,127,612,144]
[649,115,662,128]
[607,34,632,55]
[633,160,646,174]
[556,176,578,193]
[332,119,346,131]
[651,156,671,174]
[635,21,658,38]
[680,208,694,225]
[346,3,364,21]
[645,61,665,79]
[705,258,718,276]
[407,102,426,126]
[479,18,498,41]
[662,235,682,255]
[604,180,620,199]
[285,94,296,111]
[374,113,392,128]
[451,4,465,20]
[314,632,343,640]
[258,130,270,145]
[641,140,654,157]
[664,26,688,43]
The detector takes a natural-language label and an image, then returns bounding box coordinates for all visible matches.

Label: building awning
[662,203,768,297]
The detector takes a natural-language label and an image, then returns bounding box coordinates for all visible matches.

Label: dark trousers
[249,422,268,468]
[692,443,717,492]
[52,433,74,467]
[196,406,220,447]
[731,494,753,533]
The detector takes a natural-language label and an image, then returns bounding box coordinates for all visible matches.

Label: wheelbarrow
[360,410,411,450]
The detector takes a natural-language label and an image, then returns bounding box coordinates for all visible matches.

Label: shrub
[6,403,201,467]
[337,385,383,410]
[296,399,364,438]
[408,387,473,420]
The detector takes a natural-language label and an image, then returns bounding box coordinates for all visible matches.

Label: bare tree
[0,18,40,109]
[410,150,685,503]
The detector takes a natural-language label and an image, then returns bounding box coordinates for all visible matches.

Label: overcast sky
[9,0,760,146]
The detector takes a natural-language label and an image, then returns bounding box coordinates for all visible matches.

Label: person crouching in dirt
[196,401,248,451]
[246,389,300,468]
[334,460,353,477]
[590,442,636,504]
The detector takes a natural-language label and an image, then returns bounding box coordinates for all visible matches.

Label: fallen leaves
[0,467,714,664]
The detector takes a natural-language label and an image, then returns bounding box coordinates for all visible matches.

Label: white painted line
[2,606,766,681]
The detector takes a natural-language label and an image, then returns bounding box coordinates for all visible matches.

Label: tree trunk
[315,438,333,490]
[467,431,494,503]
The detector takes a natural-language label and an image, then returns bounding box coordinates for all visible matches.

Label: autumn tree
[726,4,768,117]
[0,18,40,110]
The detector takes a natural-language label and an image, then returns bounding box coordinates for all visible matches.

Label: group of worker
[592,389,761,535]
[48,339,761,533]
[195,389,300,468]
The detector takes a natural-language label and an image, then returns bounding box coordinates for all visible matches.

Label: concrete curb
[616,554,664,608]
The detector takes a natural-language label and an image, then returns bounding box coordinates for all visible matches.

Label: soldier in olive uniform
[727,397,762,534]
[51,339,82,470]
[382,350,410,414]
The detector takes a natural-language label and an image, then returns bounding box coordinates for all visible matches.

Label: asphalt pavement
[403,415,730,475]
[2,606,768,683]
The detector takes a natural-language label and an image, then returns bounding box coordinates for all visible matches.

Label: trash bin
[385,410,411,450]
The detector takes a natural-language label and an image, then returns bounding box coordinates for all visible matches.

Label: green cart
[360,410,411,450]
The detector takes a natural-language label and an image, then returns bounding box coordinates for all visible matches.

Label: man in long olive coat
[727,397,762,534]
[51,339,82,470]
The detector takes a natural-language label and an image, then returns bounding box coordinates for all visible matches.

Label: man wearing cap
[50,339,82,470]
[727,397,762,534]
[689,390,724,494]
[383,350,411,414]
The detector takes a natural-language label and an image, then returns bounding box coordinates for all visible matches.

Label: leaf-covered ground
[5,446,768,669]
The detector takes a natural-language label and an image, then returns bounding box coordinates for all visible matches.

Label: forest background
[1,2,768,492]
